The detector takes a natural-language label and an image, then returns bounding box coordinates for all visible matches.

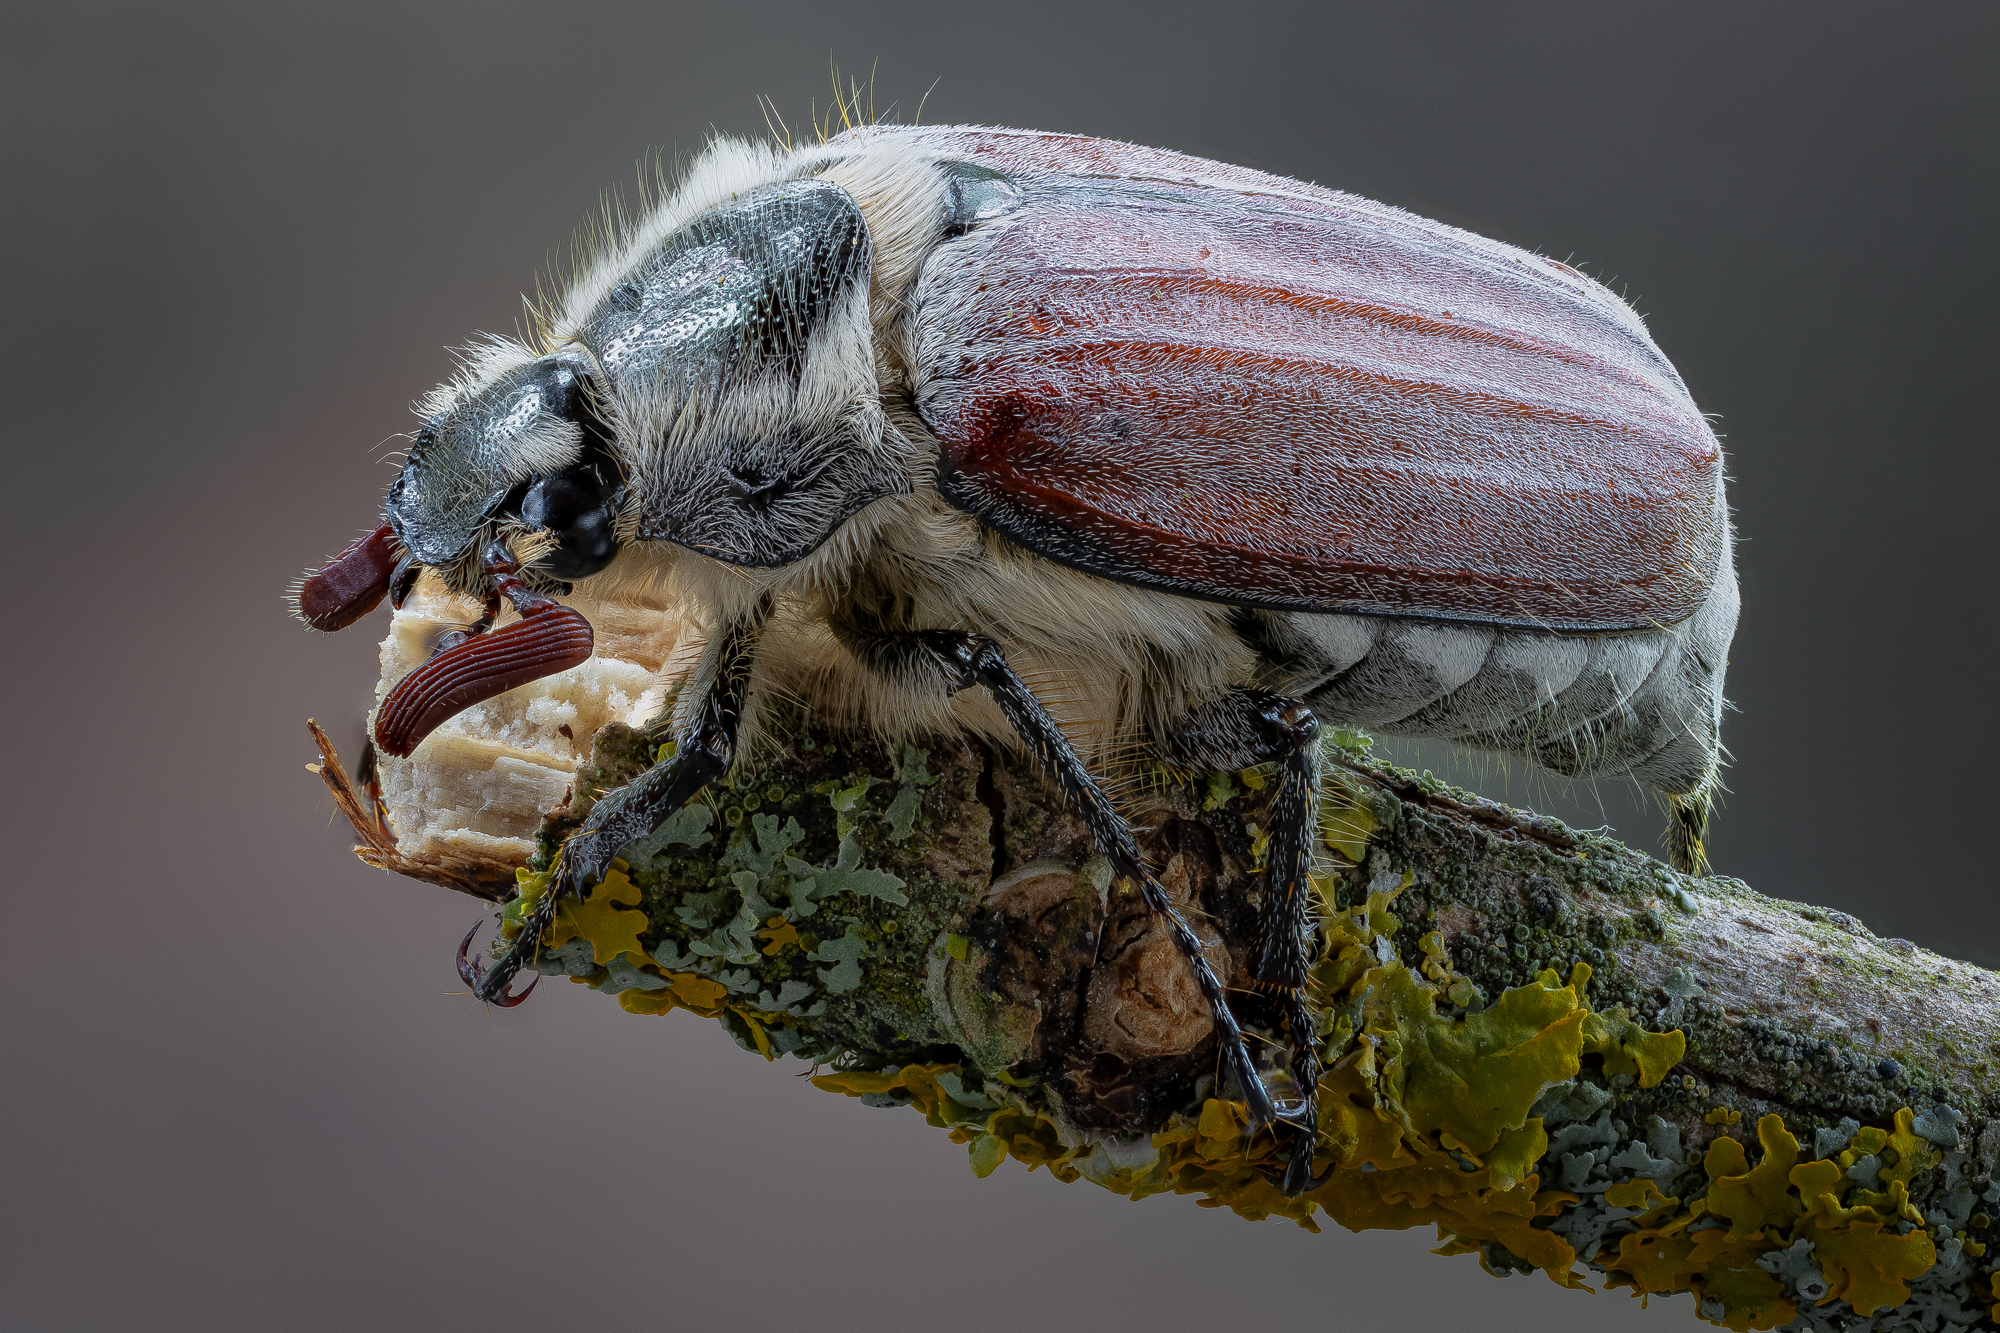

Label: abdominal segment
[1252,576,1736,796]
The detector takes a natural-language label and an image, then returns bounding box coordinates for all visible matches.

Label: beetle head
[389,349,625,594]
[292,351,624,758]
[295,168,910,754]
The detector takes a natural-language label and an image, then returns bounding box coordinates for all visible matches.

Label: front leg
[849,629,1281,1132]
[464,613,762,1004]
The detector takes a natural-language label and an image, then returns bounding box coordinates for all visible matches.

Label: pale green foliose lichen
[491,723,1994,1332]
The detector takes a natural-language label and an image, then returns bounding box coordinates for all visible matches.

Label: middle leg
[845,627,1283,1132]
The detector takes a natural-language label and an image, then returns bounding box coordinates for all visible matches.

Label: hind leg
[1161,690,1326,1196]
[1666,786,1712,876]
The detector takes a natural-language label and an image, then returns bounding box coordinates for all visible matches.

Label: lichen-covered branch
[312,718,2000,1332]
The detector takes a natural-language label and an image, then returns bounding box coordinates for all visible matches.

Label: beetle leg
[427,588,503,660]
[388,550,423,609]
[464,612,763,1006]
[1265,740,1333,1195]
[1163,690,1327,1195]
[863,630,1279,1132]
[1666,786,1711,876]
[457,920,537,1006]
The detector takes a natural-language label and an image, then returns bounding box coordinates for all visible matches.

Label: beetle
[295,124,1738,1197]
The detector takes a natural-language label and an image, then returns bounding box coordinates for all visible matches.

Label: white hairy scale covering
[375,129,1736,859]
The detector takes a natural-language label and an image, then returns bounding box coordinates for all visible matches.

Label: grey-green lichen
[503,723,995,1065]
[449,720,2000,1332]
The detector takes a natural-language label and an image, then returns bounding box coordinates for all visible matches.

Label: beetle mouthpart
[296,524,401,631]
[374,604,594,757]
[387,551,422,610]
[457,921,537,1007]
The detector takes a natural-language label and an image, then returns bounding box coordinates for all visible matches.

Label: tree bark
[310,717,2000,1332]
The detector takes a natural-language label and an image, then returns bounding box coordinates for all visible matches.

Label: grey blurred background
[3,3,1994,1331]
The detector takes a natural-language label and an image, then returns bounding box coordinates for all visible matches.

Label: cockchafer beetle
[295,124,1738,1196]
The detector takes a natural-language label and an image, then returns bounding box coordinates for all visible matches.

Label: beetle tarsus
[458,919,538,1007]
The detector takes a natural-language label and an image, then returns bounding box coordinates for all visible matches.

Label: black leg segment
[1164,689,1326,1195]
[464,615,762,1003]
[876,631,1280,1133]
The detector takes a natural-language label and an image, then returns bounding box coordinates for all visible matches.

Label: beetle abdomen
[900,127,1727,632]
[1247,556,1737,794]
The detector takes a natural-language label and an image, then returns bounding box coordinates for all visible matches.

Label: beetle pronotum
[296,124,1737,1197]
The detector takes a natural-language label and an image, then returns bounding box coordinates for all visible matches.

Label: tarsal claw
[458,920,538,1007]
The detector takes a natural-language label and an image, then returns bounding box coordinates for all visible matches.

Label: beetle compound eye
[385,350,609,568]
[520,466,620,580]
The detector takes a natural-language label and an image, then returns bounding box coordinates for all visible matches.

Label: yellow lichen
[617,972,726,1016]
[812,1063,1084,1180]
[806,885,1946,1330]
[809,874,1673,1288]
[555,784,1953,1331]
[967,1132,1007,1177]
[543,863,651,965]
[1603,1177,1679,1220]
[1417,930,1452,982]
[1801,1210,1934,1316]
[756,918,800,955]
[1600,1112,1938,1326]
[522,862,730,1017]
[1582,1007,1686,1087]
[1319,776,1376,864]
[729,1006,775,1060]
[970,1105,1082,1177]
[1706,1115,1803,1240]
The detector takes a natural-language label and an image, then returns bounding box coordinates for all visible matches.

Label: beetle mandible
[295,124,1738,1198]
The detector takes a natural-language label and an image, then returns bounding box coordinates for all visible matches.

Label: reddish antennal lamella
[295,525,401,631]
[294,528,594,758]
